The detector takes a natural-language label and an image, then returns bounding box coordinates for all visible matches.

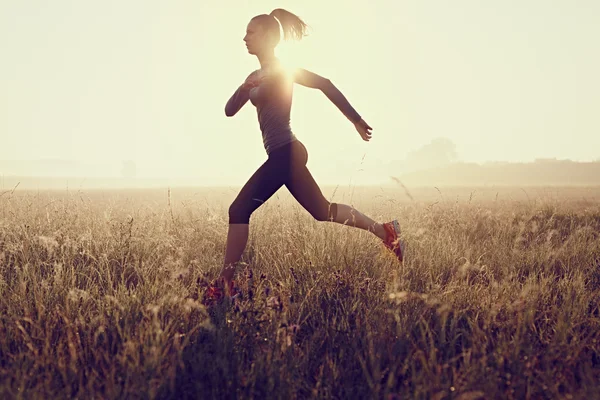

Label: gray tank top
[225,61,361,155]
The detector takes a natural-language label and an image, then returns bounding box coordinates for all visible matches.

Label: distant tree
[406,137,458,171]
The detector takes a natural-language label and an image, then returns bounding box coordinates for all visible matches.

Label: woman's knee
[228,201,251,224]
[313,202,338,222]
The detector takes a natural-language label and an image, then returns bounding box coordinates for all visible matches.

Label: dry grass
[0,186,599,399]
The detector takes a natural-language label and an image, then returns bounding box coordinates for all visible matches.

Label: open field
[1,185,599,399]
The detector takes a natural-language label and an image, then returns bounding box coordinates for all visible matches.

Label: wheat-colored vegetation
[0,185,599,399]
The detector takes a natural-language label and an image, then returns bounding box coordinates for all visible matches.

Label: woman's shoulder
[247,69,261,78]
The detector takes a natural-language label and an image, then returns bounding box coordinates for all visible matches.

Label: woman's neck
[257,51,278,70]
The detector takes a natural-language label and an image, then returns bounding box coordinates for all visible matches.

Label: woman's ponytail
[269,9,308,41]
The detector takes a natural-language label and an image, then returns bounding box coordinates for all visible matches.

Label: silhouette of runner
[206,9,403,303]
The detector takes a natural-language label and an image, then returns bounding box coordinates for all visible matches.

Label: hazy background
[1,0,599,187]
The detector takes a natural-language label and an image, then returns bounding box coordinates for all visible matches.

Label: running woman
[206,9,403,302]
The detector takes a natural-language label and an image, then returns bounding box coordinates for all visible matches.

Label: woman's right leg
[221,224,250,280]
[220,158,286,282]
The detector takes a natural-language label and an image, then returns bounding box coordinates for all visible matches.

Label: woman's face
[243,19,269,55]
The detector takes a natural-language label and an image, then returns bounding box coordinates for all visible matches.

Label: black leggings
[229,140,338,224]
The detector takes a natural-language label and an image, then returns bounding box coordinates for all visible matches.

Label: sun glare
[276,40,304,74]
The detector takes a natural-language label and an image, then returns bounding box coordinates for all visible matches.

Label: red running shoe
[203,279,240,306]
[382,220,404,263]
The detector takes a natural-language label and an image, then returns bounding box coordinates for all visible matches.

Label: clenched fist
[354,118,373,142]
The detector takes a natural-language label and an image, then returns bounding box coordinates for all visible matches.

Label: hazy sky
[1,0,599,184]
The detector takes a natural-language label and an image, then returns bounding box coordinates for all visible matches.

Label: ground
[0,185,599,399]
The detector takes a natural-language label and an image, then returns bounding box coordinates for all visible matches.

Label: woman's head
[244,9,308,56]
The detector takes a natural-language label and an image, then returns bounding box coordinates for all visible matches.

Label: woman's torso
[248,65,297,155]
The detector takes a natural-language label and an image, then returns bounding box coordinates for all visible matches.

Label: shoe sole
[385,220,404,262]
[390,220,401,236]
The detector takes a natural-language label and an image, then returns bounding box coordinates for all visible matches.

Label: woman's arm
[224,71,259,117]
[224,85,250,117]
[293,68,362,124]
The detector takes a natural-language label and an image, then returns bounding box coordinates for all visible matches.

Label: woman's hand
[354,118,373,141]
[241,74,264,90]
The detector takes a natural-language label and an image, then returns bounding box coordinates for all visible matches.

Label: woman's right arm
[224,71,257,117]
[292,68,362,124]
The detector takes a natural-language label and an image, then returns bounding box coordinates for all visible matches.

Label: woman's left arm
[293,68,372,141]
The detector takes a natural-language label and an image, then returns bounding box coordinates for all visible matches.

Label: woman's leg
[285,142,386,240]
[333,203,387,240]
[220,157,286,282]
[221,224,249,281]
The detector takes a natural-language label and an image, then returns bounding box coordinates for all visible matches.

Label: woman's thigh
[229,158,287,222]
[284,146,334,221]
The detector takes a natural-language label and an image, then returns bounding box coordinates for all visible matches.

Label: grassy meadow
[0,185,599,399]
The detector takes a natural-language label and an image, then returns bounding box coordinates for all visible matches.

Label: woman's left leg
[284,143,386,240]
